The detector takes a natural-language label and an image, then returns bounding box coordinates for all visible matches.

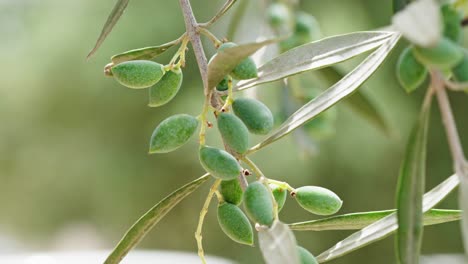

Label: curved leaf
[248,33,400,154]
[289,209,460,231]
[207,39,278,89]
[111,40,179,64]
[316,174,460,263]
[87,0,130,59]
[104,174,211,264]
[319,67,389,134]
[258,221,300,264]
[396,98,432,264]
[234,31,394,91]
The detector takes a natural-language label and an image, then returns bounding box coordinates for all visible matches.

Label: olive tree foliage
[87,0,468,263]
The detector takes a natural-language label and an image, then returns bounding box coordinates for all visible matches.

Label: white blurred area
[421,254,468,264]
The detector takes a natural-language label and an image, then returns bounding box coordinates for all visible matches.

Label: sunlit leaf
[319,66,388,134]
[248,33,400,154]
[316,174,460,263]
[258,221,300,264]
[207,39,278,89]
[234,31,395,91]
[104,174,211,264]
[289,209,461,231]
[87,0,130,59]
[111,40,179,64]
[396,98,432,264]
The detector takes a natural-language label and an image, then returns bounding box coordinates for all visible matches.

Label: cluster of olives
[397,3,468,92]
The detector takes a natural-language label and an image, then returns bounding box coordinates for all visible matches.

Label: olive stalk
[195,179,222,264]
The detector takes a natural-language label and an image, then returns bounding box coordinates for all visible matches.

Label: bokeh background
[0,0,467,263]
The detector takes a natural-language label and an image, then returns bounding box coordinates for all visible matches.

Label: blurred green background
[0,0,467,263]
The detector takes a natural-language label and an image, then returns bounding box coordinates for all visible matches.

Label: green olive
[148,68,183,107]
[149,114,198,153]
[294,12,322,42]
[217,112,249,154]
[270,184,287,212]
[220,179,243,206]
[396,46,428,93]
[441,4,464,43]
[244,181,274,226]
[217,202,253,245]
[298,246,318,264]
[232,98,274,135]
[216,76,229,91]
[199,146,242,180]
[267,3,291,28]
[294,186,342,216]
[218,42,258,80]
[111,60,165,89]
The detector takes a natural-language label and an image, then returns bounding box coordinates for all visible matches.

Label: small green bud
[294,186,342,216]
[267,3,291,28]
[396,46,428,93]
[244,182,274,226]
[148,68,183,107]
[217,113,249,154]
[217,203,253,245]
[232,98,274,135]
[413,37,464,69]
[218,42,258,80]
[220,179,244,206]
[452,54,468,82]
[199,146,242,180]
[298,246,318,264]
[149,114,198,154]
[270,184,287,212]
[111,60,165,89]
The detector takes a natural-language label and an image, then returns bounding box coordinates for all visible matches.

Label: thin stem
[267,179,295,192]
[241,157,264,179]
[431,70,468,178]
[199,28,223,47]
[195,179,222,264]
[200,0,238,28]
[445,79,468,91]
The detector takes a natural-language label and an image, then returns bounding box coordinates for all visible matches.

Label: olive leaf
[248,33,400,154]
[289,209,460,231]
[319,67,389,134]
[207,38,279,89]
[258,221,300,264]
[111,40,179,64]
[461,177,468,252]
[316,173,460,263]
[104,174,210,264]
[395,97,432,264]
[87,0,130,59]
[234,31,395,91]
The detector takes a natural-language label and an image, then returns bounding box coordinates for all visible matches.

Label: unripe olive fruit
[267,3,291,28]
[294,186,342,216]
[220,179,243,206]
[111,60,165,89]
[148,68,183,107]
[232,98,274,135]
[217,113,249,154]
[216,76,229,91]
[244,182,275,226]
[294,12,322,41]
[217,202,253,245]
[270,184,287,212]
[218,42,258,80]
[298,246,318,264]
[149,114,198,154]
[396,46,428,93]
[441,4,463,43]
[413,37,464,69]
[452,54,468,83]
[199,146,242,180]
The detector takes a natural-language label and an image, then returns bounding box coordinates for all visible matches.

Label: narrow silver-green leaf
[248,33,400,154]
[319,67,388,134]
[316,174,460,263]
[111,41,179,64]
[234,31,394,91]
[396,99,431,264]
[207,39,278,89]
[87,0,130,59]
[258,221,300,264]
[461,175,468,252]
[289,209,460,231]
[104,174,210,264]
